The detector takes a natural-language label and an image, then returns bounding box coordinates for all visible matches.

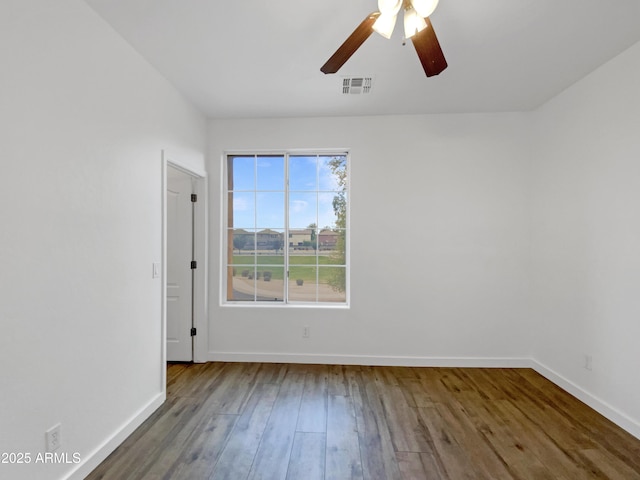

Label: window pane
[229,155,255,191]
[289,192,317,229]
[229,229,255,258]
[318,192,341,230]
[225,266,236,301]
[318,267,347,302]
[289,252,318,267]
[258,255,285,266]
[257,155,285,191]
[256,192,285,228]
[230,192,255,229]
[287,229,308,252]
[320,229,346,264]
[319,155,346,192]
[230,265,255,301]
[288,266,317,302]
[232,261,255,274]
[256,266,284,301]
[257,231,285,265]
[289,156,317,191]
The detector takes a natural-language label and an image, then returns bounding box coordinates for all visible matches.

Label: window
[225,153,348,305]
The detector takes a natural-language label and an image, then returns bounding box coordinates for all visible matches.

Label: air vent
[342,76,373,95]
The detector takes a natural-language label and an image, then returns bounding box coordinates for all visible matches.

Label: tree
[303,239,318,251]
[272,238,284,254]
[233,235,248,254]
[307,223,317,242]
[327,157,347,293]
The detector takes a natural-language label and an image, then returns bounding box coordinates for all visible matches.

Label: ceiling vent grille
[342,77,373,95]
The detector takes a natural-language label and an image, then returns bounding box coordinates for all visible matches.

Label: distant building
[256,229,283,250]
[289,228,312,248]
[232,228,284,251]
[233,228,338,251]
[318,229,339,249]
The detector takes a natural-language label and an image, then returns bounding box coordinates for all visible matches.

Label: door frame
[161,151,208,378]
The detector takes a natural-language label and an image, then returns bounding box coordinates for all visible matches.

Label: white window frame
[221,150,350,307]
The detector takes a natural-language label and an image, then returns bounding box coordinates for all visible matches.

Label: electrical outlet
[46,424,61,452]
[584,355,593,371]
[303,326,310,338]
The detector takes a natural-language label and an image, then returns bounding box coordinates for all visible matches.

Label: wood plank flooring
[86,363,640,480]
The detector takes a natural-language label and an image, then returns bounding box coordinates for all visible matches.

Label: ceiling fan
[320,0,447,77]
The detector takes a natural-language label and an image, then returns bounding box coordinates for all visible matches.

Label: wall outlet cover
[46,424,61,452]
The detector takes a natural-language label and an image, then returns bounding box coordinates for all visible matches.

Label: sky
[229,154,347,231]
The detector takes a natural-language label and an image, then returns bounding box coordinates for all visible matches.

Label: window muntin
[225,153,348,304]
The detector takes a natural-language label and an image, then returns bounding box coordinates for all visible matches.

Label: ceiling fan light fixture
[372,12,398,39]
[403,7,427,39]
[319,3,447,77]
[409,0,439,18]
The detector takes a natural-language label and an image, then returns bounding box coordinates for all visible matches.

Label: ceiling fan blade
[411,17,447,77]
[321,12,380,74]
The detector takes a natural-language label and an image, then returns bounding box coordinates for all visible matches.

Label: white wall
[3,3,638,477]
[0,1,206,479]
[531,41,640,437]
[208,114,532,365]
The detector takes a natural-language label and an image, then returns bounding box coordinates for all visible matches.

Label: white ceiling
[84,0,640,119]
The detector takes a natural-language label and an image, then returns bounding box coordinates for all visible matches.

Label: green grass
[231,255,345,283]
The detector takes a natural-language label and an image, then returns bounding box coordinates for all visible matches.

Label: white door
[167,166,194,361]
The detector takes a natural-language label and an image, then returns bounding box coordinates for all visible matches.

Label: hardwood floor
[86,363,640,479]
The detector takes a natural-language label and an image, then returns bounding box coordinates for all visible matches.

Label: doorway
[163,156,207,366]
[166,165,196,361]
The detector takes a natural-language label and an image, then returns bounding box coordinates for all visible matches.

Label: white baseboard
[206,351,534,368]
[64,392,166,480]
[531,360,640,440]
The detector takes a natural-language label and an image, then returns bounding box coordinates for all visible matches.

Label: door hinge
[191,194,197,202]
[190,260,197,269]
[190,327,197,336]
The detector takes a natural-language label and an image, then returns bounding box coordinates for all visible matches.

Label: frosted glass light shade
[404,7,427,38]
[410,0,439,18]
[373,12,398,39]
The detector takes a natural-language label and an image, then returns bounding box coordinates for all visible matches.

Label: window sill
[220,301,350,309]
